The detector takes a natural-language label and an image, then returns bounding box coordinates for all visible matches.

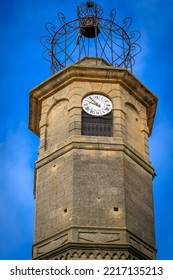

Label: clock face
[82,94,112,116]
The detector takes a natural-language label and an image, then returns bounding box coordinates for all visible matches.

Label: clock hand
[89,97,101,107]
[90,101,101,108]
[89,101,97,106]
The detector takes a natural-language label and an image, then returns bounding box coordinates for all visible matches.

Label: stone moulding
[35,136,155,176]
[32,226,156,260]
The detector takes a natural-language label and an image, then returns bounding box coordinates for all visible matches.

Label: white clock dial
[82,94,112,116]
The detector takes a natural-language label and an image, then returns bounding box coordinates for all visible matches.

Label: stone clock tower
[29,2,158,260]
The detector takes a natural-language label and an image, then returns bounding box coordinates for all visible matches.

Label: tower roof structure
[41,1,141,75]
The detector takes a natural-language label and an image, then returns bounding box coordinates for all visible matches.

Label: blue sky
[0,0,172,260]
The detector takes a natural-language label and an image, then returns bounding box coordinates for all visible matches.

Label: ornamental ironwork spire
[41,1,141,75]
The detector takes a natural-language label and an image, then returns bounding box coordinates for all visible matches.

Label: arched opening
[125,103,142,154]
[46,99,69,149]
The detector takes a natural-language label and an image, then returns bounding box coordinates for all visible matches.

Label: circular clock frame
[82,94,112,116]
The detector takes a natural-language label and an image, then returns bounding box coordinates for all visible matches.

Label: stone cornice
[35,136,155,176]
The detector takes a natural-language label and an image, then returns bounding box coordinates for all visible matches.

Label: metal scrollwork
[130,30,141,44]
[40,35,52,50]
[110,8,116,22]
[45,22,56,37]
[122,17,132,31]
[40,1,142,75]
[58,12,66,25]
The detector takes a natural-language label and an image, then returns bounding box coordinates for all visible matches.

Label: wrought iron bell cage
[41,1,141,75]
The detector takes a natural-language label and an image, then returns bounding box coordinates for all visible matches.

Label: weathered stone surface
[30,57,157,260]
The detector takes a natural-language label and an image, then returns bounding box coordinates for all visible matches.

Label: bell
[81,17,100,38]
